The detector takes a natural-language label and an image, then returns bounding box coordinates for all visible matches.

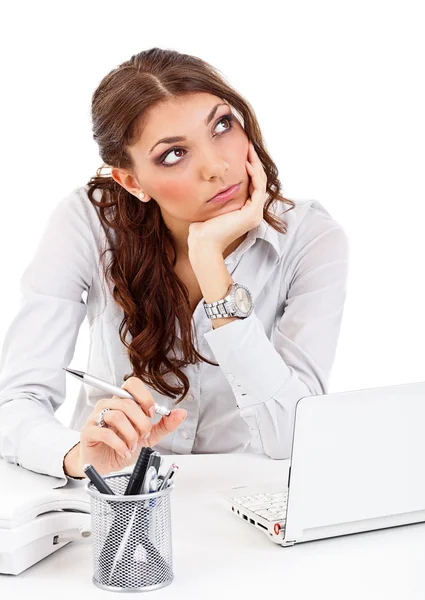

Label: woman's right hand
[77,376,187,476]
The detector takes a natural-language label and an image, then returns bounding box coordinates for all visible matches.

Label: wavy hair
[86,47,295,404]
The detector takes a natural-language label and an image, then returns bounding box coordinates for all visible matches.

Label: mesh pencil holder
[86,472,174,593]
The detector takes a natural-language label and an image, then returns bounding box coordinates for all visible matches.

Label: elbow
[260,428,293,461]
[0,433,18,465]
[263,446,291,461]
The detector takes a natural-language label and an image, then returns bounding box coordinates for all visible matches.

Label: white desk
[1,453,425,599]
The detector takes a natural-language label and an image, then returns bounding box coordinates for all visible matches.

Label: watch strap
[203,283,253,319]
[203,283,235,319]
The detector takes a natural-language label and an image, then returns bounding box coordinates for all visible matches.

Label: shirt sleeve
[203,214,350,460]
[0,189,94,488]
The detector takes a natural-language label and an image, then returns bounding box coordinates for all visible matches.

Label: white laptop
[219,380,425,547]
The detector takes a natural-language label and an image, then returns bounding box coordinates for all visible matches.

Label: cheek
[228,132,249,163]
[153,180,190,205]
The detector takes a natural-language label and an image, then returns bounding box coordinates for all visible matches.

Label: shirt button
[227,373,235,383]
[181,429,189,439]
[186,393,193,401]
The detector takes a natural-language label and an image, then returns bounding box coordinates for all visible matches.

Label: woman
[0,47,350,487]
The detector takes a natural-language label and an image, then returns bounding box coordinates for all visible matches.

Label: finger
[246,158,266,187]
[121,376,157,418]
[246,167,266,214]
[91,397,152,440]
[246,157,262,187]
[83,423,133,460]
[246,163,256,194]
[248,142,267,183]
[248,141,258,159]
[248,142,262,168]
[244,169,263,212]
[98,408,141,454]
[147,408,187,447]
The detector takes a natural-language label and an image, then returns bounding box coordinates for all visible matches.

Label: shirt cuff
[52,430,84,489]
[203,309,291,409]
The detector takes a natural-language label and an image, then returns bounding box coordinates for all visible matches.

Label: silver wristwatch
[203,282,254,319]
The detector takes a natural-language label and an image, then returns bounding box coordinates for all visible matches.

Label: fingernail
[143,431,150,439]
[125,450,132,459]
[149,406,156,418]
[131,442,137,452]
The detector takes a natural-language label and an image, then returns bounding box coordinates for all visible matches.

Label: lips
[211,185,233,200]
[208,183,240,202]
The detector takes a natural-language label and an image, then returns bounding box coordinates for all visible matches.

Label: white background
[0,0,424,427]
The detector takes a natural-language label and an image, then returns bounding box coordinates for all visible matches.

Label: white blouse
[0,185,350,488]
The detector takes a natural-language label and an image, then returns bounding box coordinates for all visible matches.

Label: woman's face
[115,92,250,233]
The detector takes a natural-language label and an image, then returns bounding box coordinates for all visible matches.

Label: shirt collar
[251,217,281,258]
[226,212,282,263]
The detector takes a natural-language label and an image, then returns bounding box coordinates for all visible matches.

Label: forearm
[189,246,238,329]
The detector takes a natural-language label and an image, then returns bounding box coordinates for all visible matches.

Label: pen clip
[142,466,158,494]
[149,472,158,493]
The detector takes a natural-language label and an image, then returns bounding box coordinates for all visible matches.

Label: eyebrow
[148,103,230,155]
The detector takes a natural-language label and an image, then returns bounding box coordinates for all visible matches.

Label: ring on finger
[96,407,112,428]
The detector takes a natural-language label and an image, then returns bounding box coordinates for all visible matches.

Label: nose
[198,148,230,180]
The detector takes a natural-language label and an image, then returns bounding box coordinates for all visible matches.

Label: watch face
[234,287,252,313]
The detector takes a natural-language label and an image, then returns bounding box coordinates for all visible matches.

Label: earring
[138,192,145,199]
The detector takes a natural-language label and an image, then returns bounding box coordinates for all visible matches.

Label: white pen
[158,464,179,491]
[63,367,171,417]
[142,466,158,494]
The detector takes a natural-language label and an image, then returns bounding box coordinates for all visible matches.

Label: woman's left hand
[188,141,268,256]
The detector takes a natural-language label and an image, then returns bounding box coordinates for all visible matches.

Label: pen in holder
[86,472,174,593]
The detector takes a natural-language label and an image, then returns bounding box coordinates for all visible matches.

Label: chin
[217,197,245,210]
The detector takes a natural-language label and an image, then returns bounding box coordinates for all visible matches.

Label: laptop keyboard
[231,491,288,522]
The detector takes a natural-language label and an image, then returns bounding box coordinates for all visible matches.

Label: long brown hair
[86,47,295,405]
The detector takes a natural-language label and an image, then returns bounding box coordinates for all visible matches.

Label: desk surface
[1,453,425,599]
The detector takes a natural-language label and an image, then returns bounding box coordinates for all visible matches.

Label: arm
[194,219,350,459]
[189,247,238,330]
[0,190,94,487]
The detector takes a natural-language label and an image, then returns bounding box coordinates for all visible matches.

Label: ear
[111,168,143,198]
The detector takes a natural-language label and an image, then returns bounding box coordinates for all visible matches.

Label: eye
[158,113,235,167]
